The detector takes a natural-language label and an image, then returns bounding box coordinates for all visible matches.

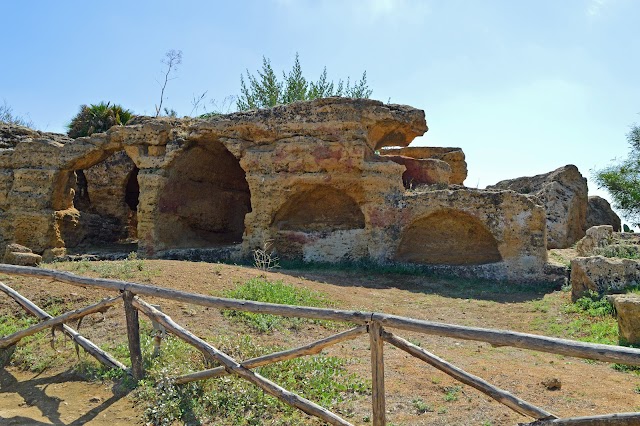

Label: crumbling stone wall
[0,98,551,282]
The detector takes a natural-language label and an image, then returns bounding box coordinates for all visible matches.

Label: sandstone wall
[0,98,552,282]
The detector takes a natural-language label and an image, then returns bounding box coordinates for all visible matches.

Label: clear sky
[2,0,638,211]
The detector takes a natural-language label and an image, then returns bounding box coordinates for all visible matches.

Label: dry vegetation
[1,258,640,425]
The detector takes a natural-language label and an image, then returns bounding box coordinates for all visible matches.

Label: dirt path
[1,259,640,425]
[0,369,139,425]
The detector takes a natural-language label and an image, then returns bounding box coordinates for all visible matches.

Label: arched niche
[271,185,365,261]
[272,185,365,232]
[394,210,502,265]
[62,150,139,248]
[157,142,251,248]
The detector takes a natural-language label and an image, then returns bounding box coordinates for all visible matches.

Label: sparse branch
[155,49,183,118]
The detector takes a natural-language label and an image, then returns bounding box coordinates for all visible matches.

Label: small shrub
[412,398,433,414]
[252,239,279,271]
[443,385,461,402]
[67,102,133,138]
[566,291,615,317]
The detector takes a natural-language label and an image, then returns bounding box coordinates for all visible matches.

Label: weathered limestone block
[381,146,467,185]
[392,188,547,281]
[488,165,588,249]
[586,195,621,231]
[570,256,640,300]
[383,155,451,187]
[3,243,41,266]
[576,225,614,256]
[609,294,640,345]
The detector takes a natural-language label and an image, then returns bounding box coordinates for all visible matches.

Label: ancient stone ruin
[0,97,613,282]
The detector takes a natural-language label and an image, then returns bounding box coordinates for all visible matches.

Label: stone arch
[156,141,251,248]
[394,210,502,265]
[272,185,365,232]
[62,150,139,248]
[271,185,366,261]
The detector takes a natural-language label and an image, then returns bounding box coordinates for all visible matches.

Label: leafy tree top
[67,102,133,138]
[236,53,373,111]
[595,123,640,226]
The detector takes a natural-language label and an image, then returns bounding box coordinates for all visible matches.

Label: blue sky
[2,0,639,207]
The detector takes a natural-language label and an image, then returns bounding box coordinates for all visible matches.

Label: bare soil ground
[1,257,640,425]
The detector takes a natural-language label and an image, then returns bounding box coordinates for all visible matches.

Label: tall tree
[595,123,640,226]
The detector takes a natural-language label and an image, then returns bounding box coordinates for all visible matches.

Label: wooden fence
[1,264,640,425]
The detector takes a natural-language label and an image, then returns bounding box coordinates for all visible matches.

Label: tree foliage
[67,102,133,138]
[237,53,373,111]
[595,123,640,226]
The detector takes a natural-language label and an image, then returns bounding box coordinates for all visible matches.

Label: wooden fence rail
[1,264,640,425]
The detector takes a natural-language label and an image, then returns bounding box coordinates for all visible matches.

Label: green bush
[67,101,133,138]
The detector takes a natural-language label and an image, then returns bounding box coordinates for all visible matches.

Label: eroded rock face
[0,98,552,282]
[609,294,640,345]
[488,165,588,249]
[586,196,621,231]
[381,146,467,185]
[382,155,451,188]
[570,256,640,300]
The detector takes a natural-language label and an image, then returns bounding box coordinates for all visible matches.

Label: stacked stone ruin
[0,98,619,282]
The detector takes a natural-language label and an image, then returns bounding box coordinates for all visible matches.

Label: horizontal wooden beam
[0,294,121,349]
[382,330,556,420]
[133,297,354,426]
[0,281,126,371]
[523,412,640,425]
[175,325,366,384]
[373,313,640,367]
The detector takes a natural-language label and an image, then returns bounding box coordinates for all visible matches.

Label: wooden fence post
[370,320,385,426]
[0,344,16,368]
[123,291,144,380]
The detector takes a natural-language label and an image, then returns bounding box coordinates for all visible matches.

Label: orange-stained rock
[381,155,451,188]
[381,146,467,185]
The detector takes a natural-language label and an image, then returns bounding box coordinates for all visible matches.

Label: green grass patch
[222,278,335,332]
[48,253,158,282]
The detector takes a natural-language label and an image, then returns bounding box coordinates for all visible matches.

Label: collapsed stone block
[3,243,41,266]
[609,294,640,345]
[488,165,588,249]
[570,256,640,301]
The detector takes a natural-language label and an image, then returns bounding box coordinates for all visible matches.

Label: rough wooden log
[382,330,556,420]
[2,265,640,366]
[371,313,640,366]
[123,291,144,380]
[175,325,366,384]
[523,412,640,425]
[0,295,121,349]
[133,297,353,426]
[0,281,127,371]
[369,321,386,426]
